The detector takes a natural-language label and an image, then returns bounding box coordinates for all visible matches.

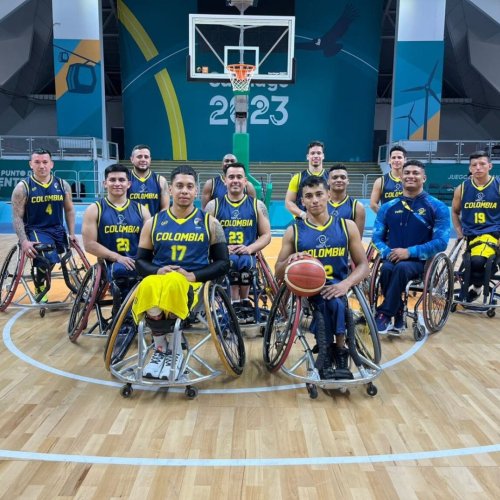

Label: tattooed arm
[11,182,37,255]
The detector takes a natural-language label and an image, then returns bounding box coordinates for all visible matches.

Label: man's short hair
[328,163,348,174]
[171,164,197,183]
[302,175,329,191]
[402,159,426,171]
[469,150,490,162]
[222,153,237,166]
[131,144,151,155]
[223,161,246,176]
[31,148,52,158]
[389,145,407,157]
[307,140,325,153]
[104,163,130,179]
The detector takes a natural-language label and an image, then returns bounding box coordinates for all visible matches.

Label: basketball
[284,256,326,297]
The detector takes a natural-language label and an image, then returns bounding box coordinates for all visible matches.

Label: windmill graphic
[396,102,418,139]
[402,61,441,140]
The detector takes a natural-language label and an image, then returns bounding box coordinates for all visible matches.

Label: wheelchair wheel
[422,252,454,333]
[67,264,104,342]
[348,285,381,365]
[368,255,383,311]
[104,283,139,370]
[263,283,300,372]
[0,245,24,312]
[205,282,246,376]
[61,240,91,294]
[256,252,278,303]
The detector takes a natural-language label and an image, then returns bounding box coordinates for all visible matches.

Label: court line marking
[3,310,499,467]
[3,309,425,394]
[1,444,498,467]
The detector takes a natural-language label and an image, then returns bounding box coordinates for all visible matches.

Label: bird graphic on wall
[296,3,359,57]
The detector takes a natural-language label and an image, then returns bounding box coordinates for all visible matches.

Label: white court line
[3,308,425,394]
[2,309,499,467]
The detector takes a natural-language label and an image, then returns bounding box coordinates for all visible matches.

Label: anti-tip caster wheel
[487,309,496,318]
[413,324,425,341]
[120,384,133,398]
[39,308,46,318]
[185,386,198,399]
[306,383,318,399]
[366,383,378,397]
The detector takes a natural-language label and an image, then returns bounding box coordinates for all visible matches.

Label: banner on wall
[118,0,383,162]
[390,0,446,143]
[52,0,106,140]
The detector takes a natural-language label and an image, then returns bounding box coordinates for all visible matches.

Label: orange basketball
[284,256,326,297]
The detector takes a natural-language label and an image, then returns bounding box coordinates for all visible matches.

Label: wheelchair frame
[369,252,454,340]
[449,238,500,318]
[227,251,278,332]
[263,283,382,399]
[104,280,246,399]
[0,239,89,316]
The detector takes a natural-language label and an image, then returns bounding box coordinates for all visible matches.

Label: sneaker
[393,309,405,332]
[375,312,391,334]
[332,347,354,380]
[35,285,48,304]
[143,350,166,379]
[466,287,481,302]
[159,349,184,380]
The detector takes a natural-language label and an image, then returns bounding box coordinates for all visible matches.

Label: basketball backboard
[188,14,295,83]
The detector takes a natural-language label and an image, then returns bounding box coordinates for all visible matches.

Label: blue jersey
[128,170,163,215]
[22,174,66,231]
[211,175,227,200]
[294,216,349,283]
[295,168,329,211]
[381,172,403,204]
[460,177,500,236]
[214,194,258,246]
[373,192,450,261]
[327,195,359,221]
[151,208,211,271]
[96,198,143,258]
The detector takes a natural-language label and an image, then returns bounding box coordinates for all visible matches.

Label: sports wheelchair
[369,252,454,340]
[225,251,278,331]
[67,260,138,342]
[263,283,382,399]
[0,239,89,316]
[104,280,246,399]
[449,238,500,317]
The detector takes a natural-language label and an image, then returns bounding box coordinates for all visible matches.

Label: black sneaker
[332,347,354,380]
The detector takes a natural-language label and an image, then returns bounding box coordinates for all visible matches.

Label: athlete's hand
[320,281,349,299]
[388,248,409,263]
[115,255,136,270]
[21,240,38,259]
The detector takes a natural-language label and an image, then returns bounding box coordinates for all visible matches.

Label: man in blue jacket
[372,160,450,333]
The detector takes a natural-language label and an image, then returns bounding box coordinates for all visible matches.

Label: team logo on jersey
[395,183,402,191]
[54,182,60,191]
[316,234,329,248]
[418,208,426,215]
[160,219,168,226]
[231,209,240,219]
[194,217,203,229]
[140,184,147,193]
[117,214,126,224]
[476,192,485,201]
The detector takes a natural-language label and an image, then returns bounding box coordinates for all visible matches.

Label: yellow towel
[470,234,498,259]
[131,272,202,323]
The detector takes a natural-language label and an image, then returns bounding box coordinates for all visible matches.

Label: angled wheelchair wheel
[0,244,24,312]
[422,252,454,333]
[61,240,91,294]
[67,263,104,342]
[348,285,381,365]
[104,283,139,370]
[263,283,300,373]
[205,282,246,376]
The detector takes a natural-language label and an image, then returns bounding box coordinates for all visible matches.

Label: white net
[227,64,256,92]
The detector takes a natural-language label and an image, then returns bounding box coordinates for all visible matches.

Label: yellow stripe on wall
[117,0,187,159]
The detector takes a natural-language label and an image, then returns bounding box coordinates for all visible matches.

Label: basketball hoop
[227,63,256,93]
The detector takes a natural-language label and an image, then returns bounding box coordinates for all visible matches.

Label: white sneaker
[159,350,184,380]
[143,350,166,379]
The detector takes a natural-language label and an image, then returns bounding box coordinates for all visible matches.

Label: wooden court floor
[0,235,499,499]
